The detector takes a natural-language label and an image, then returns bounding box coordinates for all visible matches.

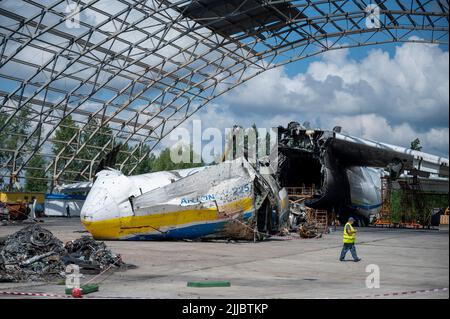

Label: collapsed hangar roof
[172,0,310,37]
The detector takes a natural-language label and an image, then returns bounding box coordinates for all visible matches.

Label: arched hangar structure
[0,0,448,188]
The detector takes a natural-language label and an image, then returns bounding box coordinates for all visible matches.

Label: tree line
[0,108,202,192]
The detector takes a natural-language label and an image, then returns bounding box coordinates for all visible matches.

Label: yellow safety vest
[343,222,356,244]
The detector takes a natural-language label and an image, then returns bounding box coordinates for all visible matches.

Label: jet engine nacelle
[305,165,382,224]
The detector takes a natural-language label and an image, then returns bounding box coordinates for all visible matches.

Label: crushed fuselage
[81,158,289,241]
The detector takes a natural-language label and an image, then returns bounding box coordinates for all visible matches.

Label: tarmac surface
[0,218,448,299]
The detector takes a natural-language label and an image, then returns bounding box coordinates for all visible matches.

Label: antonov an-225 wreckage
[80,122,449,241]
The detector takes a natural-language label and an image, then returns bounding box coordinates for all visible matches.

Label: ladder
[375,177,392,226]
[306,209,328,234]
[314,210,329,234]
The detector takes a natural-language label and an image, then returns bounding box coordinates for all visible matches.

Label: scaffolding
[375,176,393,226]
[286,186,315,204]
[309,209,329,234]
[397,176,427,228]
[376,175,432,229]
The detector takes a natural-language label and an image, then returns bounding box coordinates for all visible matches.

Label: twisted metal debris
[0,225,124,282]
[63,236,123,274]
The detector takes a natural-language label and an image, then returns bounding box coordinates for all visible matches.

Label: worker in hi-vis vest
[339,217,361,262]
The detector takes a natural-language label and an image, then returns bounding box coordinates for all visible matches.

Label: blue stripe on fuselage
[125,211,254,240]
[352,203,382,210]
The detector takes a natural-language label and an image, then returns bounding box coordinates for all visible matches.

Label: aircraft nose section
[81,185,118,221]
[81,184,123,240]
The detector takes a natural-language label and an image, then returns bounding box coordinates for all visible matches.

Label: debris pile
[0,225,66,282]
[63,236,123,274]
[0,225,124,282]
[298,223,321,239]
[288,204,307,230]
[0,202,30,221]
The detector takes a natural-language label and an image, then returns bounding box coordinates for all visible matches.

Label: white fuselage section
[347,166,383,219]
[81,167,206,225]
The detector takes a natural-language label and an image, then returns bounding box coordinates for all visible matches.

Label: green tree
[151,148,177,172]
[0,107,33,190]
[80,118,113,160]
[99,143,202,176]
[78,117,114,178]
[151,147,203,172]
[52,115,82,182]
[24,155,48,192]
[115,142,135,174]
[116,142,157,175]
[134,144,156,175]
[410,138,422,151]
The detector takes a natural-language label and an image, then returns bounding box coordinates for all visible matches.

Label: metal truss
[0,0,448,187]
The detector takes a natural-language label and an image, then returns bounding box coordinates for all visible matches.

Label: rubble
[0,202,30,221]
[63,236,124,274]
[0,225,124,282]
[288,204,307,230]
[298,223,321,239]
[0,225,65,282]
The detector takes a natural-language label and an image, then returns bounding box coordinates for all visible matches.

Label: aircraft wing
[320,131,449,178]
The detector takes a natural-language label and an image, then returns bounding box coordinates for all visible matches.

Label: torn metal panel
[131,158,257,240]
[127,157,289,240]
[277,122,449,226]
[81,158,289,240]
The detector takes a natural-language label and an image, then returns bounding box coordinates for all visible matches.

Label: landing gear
[353,215,370,227]
[338,213,369,227]
[357,216,366,227]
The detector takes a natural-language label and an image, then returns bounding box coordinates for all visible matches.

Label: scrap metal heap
[0,225,124,282]
[63,236,124,273]
[298,223,322,239]
[0,225,65,282]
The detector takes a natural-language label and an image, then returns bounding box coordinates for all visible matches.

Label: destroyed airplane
[80,122,449,240]
[81,158,289,240]
[277,122,449,226]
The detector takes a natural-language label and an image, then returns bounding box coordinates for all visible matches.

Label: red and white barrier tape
[0,290,69,298]
[2,286,446,299]
[357,287,449,298]
[320,287,450,299]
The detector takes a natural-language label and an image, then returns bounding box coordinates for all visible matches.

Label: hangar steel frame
[0,0,448,187]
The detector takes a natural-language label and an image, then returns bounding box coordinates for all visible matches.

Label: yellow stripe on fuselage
[82,197,254,240]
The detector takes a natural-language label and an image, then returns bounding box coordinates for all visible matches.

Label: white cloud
[185,41,449,157]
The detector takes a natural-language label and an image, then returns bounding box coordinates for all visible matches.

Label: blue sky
[184,41,449,158]
[1,0,448,159]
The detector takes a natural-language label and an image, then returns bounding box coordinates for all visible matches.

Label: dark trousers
[340,243,359,261]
